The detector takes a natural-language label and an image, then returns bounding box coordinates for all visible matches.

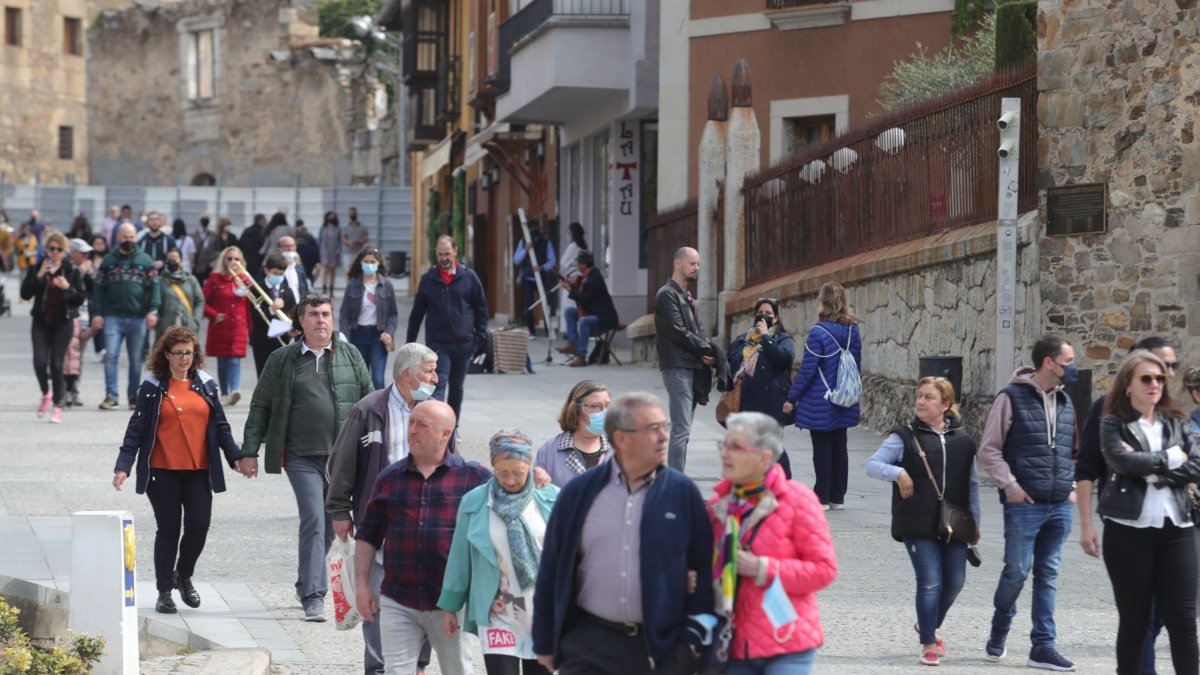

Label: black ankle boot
[156,591,177,614]
[174,572,201,608]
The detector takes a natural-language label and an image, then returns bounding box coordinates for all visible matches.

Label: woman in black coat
[20,231,87,422]
[1099,349,1200,675]
[726,297,795,477]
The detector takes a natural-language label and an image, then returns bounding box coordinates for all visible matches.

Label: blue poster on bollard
[122,519,136,608]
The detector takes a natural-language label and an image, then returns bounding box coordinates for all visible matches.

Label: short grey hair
[393,342,438,380]
[605,391,664,446]
[725,412,784,462]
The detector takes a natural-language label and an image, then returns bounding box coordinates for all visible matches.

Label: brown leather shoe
[556,343,577,354]
[568,356,589,367]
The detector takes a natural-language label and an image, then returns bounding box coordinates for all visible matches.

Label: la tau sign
[1046,183,1107,236]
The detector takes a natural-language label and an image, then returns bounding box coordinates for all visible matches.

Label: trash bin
[918,356,963,399]
[389,251,407,278]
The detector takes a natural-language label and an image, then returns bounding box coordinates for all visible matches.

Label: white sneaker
[93,349,107,363]
[224,391,241,406]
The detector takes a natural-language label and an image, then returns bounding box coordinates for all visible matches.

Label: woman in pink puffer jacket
[709,411,838,674]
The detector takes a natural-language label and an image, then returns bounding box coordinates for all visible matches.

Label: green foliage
[877,11,998,112]
[318,0,387,55]
[0,599,105,675]
[450,173,466,257]
[952,0,987,37]
[995,1,1037,70]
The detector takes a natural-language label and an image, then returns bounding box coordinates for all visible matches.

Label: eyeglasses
[167,350,195,359]
[45,246,63,253]
[716,440,764,454]
[1137,374,1167,385]
[1164,362,1180,372]
[619,422,670,436]
[578,400,609,413]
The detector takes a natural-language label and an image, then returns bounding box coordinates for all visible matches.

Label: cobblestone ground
[0,269,1159,674]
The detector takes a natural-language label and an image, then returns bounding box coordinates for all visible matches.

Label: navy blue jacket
[406,263,489,347]
[1001,380,1076,502]
[114,371,241,494]
[727,328,795,427]
[786,321,862,431]
[532,460,714,669]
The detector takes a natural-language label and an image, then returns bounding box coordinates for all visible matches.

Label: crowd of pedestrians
[0,208,1185,675]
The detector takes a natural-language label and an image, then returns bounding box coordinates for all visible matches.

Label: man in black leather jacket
[653,246,713,471]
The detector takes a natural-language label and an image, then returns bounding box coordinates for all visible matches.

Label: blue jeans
[661,367,696,472]
[564,306,601,358]
[991,499,1073,648]
[428,341,474,421]
[103,315,147,400]
[726,649,816,675]
[905,537,968,644]
[216,357,241,396]
[350,325,388,390]
[284,454,334,602]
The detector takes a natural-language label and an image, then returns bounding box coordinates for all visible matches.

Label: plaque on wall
[1046,183,1107,236]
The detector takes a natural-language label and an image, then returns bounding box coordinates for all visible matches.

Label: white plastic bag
[327,535,362,631]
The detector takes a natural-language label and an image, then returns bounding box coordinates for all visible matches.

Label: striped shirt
[387,385,412,464]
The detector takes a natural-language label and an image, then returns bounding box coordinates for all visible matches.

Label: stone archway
[190,172,217,186]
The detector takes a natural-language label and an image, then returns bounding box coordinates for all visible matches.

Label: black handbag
[910,425,976,545]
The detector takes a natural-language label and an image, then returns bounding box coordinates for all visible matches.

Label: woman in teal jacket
[439,429,558,675]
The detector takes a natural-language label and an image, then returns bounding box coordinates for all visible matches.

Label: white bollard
[69,511,139,675]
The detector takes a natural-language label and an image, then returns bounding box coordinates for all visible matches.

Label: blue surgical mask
[587,410,606,436]
[761,575,799,632]
[265,274,284,287]
[412,380,436,402]
[1058,362,1079,386]
[361,262,379,276]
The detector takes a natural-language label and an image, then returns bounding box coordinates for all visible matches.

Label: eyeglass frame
[167,350,195,359]
[618,422,671,436]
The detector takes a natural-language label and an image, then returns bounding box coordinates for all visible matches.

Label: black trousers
[31,316,72,406]
[146,469,213,593]
[557,618,694,675]
[251,336,283,377]
[1103,519,1199,675]
[483,654,550,675]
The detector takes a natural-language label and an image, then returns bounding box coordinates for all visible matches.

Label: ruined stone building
[87,0,396,187]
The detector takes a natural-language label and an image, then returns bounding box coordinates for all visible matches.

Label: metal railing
[436,55,461,123]
[645,200,697,313]
[492,0,630,95]
[766,0,840,7]
[742,66,1037,288]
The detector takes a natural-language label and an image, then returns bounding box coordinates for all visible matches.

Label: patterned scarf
[712,480,766,616]
[489,429,540,590]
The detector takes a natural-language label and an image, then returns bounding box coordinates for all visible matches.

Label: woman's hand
[782,402,795,414]
[235,457,258,478]
[442,611,460,636]
[754,318,769,335]
[113,471,128,491]
[533,466,551,488]
[736,550,760,577]
[897,469,914,499]
[214,312,225,324]
[51,274,70,290]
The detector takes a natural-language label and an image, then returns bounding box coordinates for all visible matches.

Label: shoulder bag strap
[908,424,945,503]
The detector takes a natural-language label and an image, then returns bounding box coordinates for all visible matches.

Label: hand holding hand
[113,471,127,491]
[91,316,105,330]
[897,470,914,498]
[235,457,258,478]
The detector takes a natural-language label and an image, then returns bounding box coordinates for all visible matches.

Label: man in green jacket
[241,291,372,622]
[92,222,161,410]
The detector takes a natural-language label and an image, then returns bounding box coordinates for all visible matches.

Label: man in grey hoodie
[977,334,1079,672]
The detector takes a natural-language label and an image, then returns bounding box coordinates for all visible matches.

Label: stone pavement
[0,268,1141,673]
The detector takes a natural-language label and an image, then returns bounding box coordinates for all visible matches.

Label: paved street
[0,269,1136,674]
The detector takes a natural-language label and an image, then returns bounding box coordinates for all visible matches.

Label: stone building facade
[87,0,392,187]
[1038,0,1200,394]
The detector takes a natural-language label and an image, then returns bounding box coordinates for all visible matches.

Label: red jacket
[708,464,837,660]
[202,273,252,358]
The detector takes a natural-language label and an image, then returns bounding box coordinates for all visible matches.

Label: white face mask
[412,380,436,401]
[282,251,298,261]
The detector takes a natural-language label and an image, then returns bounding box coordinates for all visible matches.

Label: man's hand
[1006,487,1035,504]
[701,355,716,366]
[113,471,127,491]
[1079,521,1101,558]
[91,316,105,330]
[236,457,258,478]
[897,470,914,498]
[536,655,555,673]
[380,333,393,347]
[442,611,460,636]
[146,313,158,329]
[687,570,698,595]
[356,582,378,623]
[273,298,284,310]
[533,466,552,489]
[333,519,354,541]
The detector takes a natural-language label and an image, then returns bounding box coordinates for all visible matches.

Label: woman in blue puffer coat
[783,282,862,510]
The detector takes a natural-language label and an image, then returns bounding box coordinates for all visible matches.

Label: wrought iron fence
[743,66,1037,287]
[645,200,698,313]
[766,0,836,7]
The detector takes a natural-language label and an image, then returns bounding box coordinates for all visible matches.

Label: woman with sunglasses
[339,248,398,390]
[1099,350,1200,675]
[866,376,980,666]
[202,246,253,405]
[726,298,796,478]
[20,231,87,423]
[113,326,251,614]
[533,380,613,487]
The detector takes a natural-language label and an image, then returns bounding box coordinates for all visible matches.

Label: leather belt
[580,610,642,637]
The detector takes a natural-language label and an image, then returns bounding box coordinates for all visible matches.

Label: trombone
[229,260,293,347]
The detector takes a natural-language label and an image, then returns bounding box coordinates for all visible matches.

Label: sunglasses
[1137,374,1167,386]
[1164,362,1180,372]
[45,246,63,253]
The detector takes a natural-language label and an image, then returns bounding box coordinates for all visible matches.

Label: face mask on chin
[412,380,436,401]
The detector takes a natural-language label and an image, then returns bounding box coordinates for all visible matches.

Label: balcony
[436,55,461,124]
[492,0,632,125]
[764,0,851,29]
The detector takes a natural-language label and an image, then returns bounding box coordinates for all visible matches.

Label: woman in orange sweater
[112,326,253,613]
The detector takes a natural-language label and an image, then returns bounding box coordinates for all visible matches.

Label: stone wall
[1039,0,1200,395]
[87,0,390,187]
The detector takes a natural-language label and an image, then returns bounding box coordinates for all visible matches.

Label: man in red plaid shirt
[353,400,490,675]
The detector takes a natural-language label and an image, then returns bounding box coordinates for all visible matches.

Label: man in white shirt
[276,235,310,303]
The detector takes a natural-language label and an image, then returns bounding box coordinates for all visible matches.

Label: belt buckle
[623,622,639,637]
